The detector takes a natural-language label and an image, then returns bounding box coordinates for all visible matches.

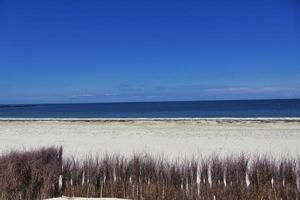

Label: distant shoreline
[0,104,35,108]
[1,117,300,123]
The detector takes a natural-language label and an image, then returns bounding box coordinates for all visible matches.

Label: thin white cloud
[103,93,115,96]
[70,94,96,98]
[205,87,300,95]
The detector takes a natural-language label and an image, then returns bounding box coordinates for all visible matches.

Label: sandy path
[1,119,300,159]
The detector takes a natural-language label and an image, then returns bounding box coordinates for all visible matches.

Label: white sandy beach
[1,118,300,159]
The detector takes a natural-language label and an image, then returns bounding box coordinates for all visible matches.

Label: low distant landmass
[0,104,35,109]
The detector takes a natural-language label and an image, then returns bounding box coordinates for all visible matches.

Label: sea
[0,99,300,118]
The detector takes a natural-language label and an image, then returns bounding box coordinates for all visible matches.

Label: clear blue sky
[0,0,299,104]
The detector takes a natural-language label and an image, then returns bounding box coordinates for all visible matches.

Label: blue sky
[0,0,299,104]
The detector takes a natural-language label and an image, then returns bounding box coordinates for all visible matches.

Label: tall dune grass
[0,147,299,200]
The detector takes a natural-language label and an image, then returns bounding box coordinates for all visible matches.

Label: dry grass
[0,147,299,200]
[0,147,63,200]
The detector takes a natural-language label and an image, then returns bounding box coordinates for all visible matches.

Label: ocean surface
[0,99,300,118]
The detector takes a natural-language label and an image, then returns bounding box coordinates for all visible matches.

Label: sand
[46,198,129,200]
[1,118,300,159]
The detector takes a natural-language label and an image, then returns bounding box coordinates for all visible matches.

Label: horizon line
[1,97,300,106]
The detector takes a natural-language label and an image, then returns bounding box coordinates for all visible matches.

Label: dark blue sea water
[0,99,300,118]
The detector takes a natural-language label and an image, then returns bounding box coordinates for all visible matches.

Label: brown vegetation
[0,147,299,200]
